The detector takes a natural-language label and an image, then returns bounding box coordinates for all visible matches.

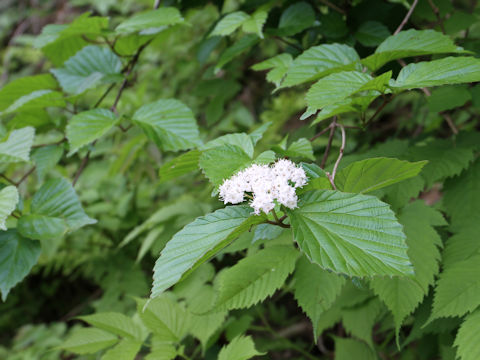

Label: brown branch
[325,124,346,190]
[394,0,419,35]
[16,167,36,186]
[273,36,303,52]
[72,149,92,186]
[310,123,334,142]
[365,95,393,125]
[32,137,67,149]
[320,118,337,169]
[93,83,116,108]
[319,0,346,15]
[265,220,290,229]
[427,0,446,33]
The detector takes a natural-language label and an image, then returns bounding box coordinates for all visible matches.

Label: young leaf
[0,127,35,163]
[242,10,268,38]
[429,254,480,321]
[392,57,480,91]
[293,256,345,327]
[0,230,41,301]
[286,190,412,277]
[282,44,361,88]
[61,327,118,355]
[115,7,184,34]
[133,99,201,152]
[0,186,19,230]
[210,12,250,37]
[306,71,372,111]
[454,309,480,360]
[335,158,427,193]
[159,150,201,183]
[102,339,142,360]
[212,245,299,311]
[78,312,145,341]
[66,109,118,156]
[218,336,264,360]
[51,45,122,95]
[251,54,293,88]
[151,206,265,298]
[362,29,465,71]
[280,138,315,160]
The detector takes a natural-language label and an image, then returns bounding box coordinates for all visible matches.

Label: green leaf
[252,223,284,243]
[210,12,250,37]
[0,127,35,163]
[115,7,184,34]
[429,254,480,321]
[212,245,299,311]
[78,312,145,341]
[61,327,118,355]
[0,230,41,301]
[355,21,391,47]
[0,74,64,115]
[199,144,252,187]
[145,343,177,360]
[392,57,480,91]
[282,44,360,88]
[454,309,480,360]
[159,150,200,183]
[281,138,314,160]
[66,109,118,156]
[277,2,315,36]
[102,339,142,360]
[306,71,372,111]
[335,158,427,194]
[18,178,96,241]
[137,296,190,342]
[215,35,259,72]
[362,29,465,71]
[218,336,264,360]
[51,45,122,95]
[202,133,254,158]
[286,190,412,277]
[427,85,471,113]
[31,145,64,182]
[342,297,383,347]
[370,201,445,335]
[442,225,480,268]
[293,256,345,328]
[0,186,19,231]
[242,10,268,39]
[133,99,201,152]
[151,206,265,298]
[251,54,293,88]
[334,337,377,360]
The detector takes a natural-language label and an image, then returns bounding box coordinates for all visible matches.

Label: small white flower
[218,159,308,215]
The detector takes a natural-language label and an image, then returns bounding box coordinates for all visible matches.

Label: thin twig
[365,95,393,125]
[273,36,302,52]
[16,167,36,186]
[394,0,419,35]
[320,118,337,169]
[72,149,92,186]
[325,124,346,190]
[93,83,116,108]
[427,0,446,33]
[309,123,334,142]
[319,0,346,15]
[265,220,290,229]
[0,174,15,185]
[31,137,66,149]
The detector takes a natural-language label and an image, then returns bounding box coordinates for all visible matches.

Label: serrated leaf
[293,256,345,327]
[242,10,267,38]
[212,245,298,311]
[392,57,480,91]
[454,309,480,360]
[78,312,145,341]
[442,225,480,268]
[215,35,259,72]
[51,45,122,95]
[0,186,19,231]
[335,158,427,194]
[277,2,315,36]
[133,99,201,152]
[202,133,254,158]
[429,254,480,321]
[362,29,465,71]
[115,7,184,34]
[0,74,64,115]
[252,54,293,87]
[151,206,265,298]
[282,44,360,88]
[281,138,314,160]
[0,230,41,301]
[0,127,35,163]
[199,144,252,187]
[145,343,177,360]
[159,150,200,183]
[66,109,118,156]
[334,337,377,360]
[61,327,118,355]
[218,336,264,360]
[17,178,96,242]
[249,122,271,145]
[137,296,190,342]
[355,21,391,47]
[342,297,383,347]
[102,339,142,360]
[306,71,373,111]
[286,190,412,277]
[370,201,445,335]
[210,12,249,37]
[31,145,64,181]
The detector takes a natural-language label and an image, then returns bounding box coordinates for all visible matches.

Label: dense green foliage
[1,0,480,359]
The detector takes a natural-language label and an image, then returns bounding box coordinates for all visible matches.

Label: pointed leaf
[252,54,293,87]
[277,2,315,36]
[334,337,377,360]
[133,99,201,152]
[286,190,412,277]
[355,21,391,47]
[215,35,259,72]
[454,309,480,360]
[151,206,265,298]
[242,10,268,38]
[78,312,145,341]
[116,8,184,34]
[210,12,249,37]
[0,186,19,230]
[0,127,35,163]
[218,336,264,360]
[159,150,201,183]
[102,339,142,360]
[61,327,118,355]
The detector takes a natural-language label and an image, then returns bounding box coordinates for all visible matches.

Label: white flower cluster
[219,159,308,215]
